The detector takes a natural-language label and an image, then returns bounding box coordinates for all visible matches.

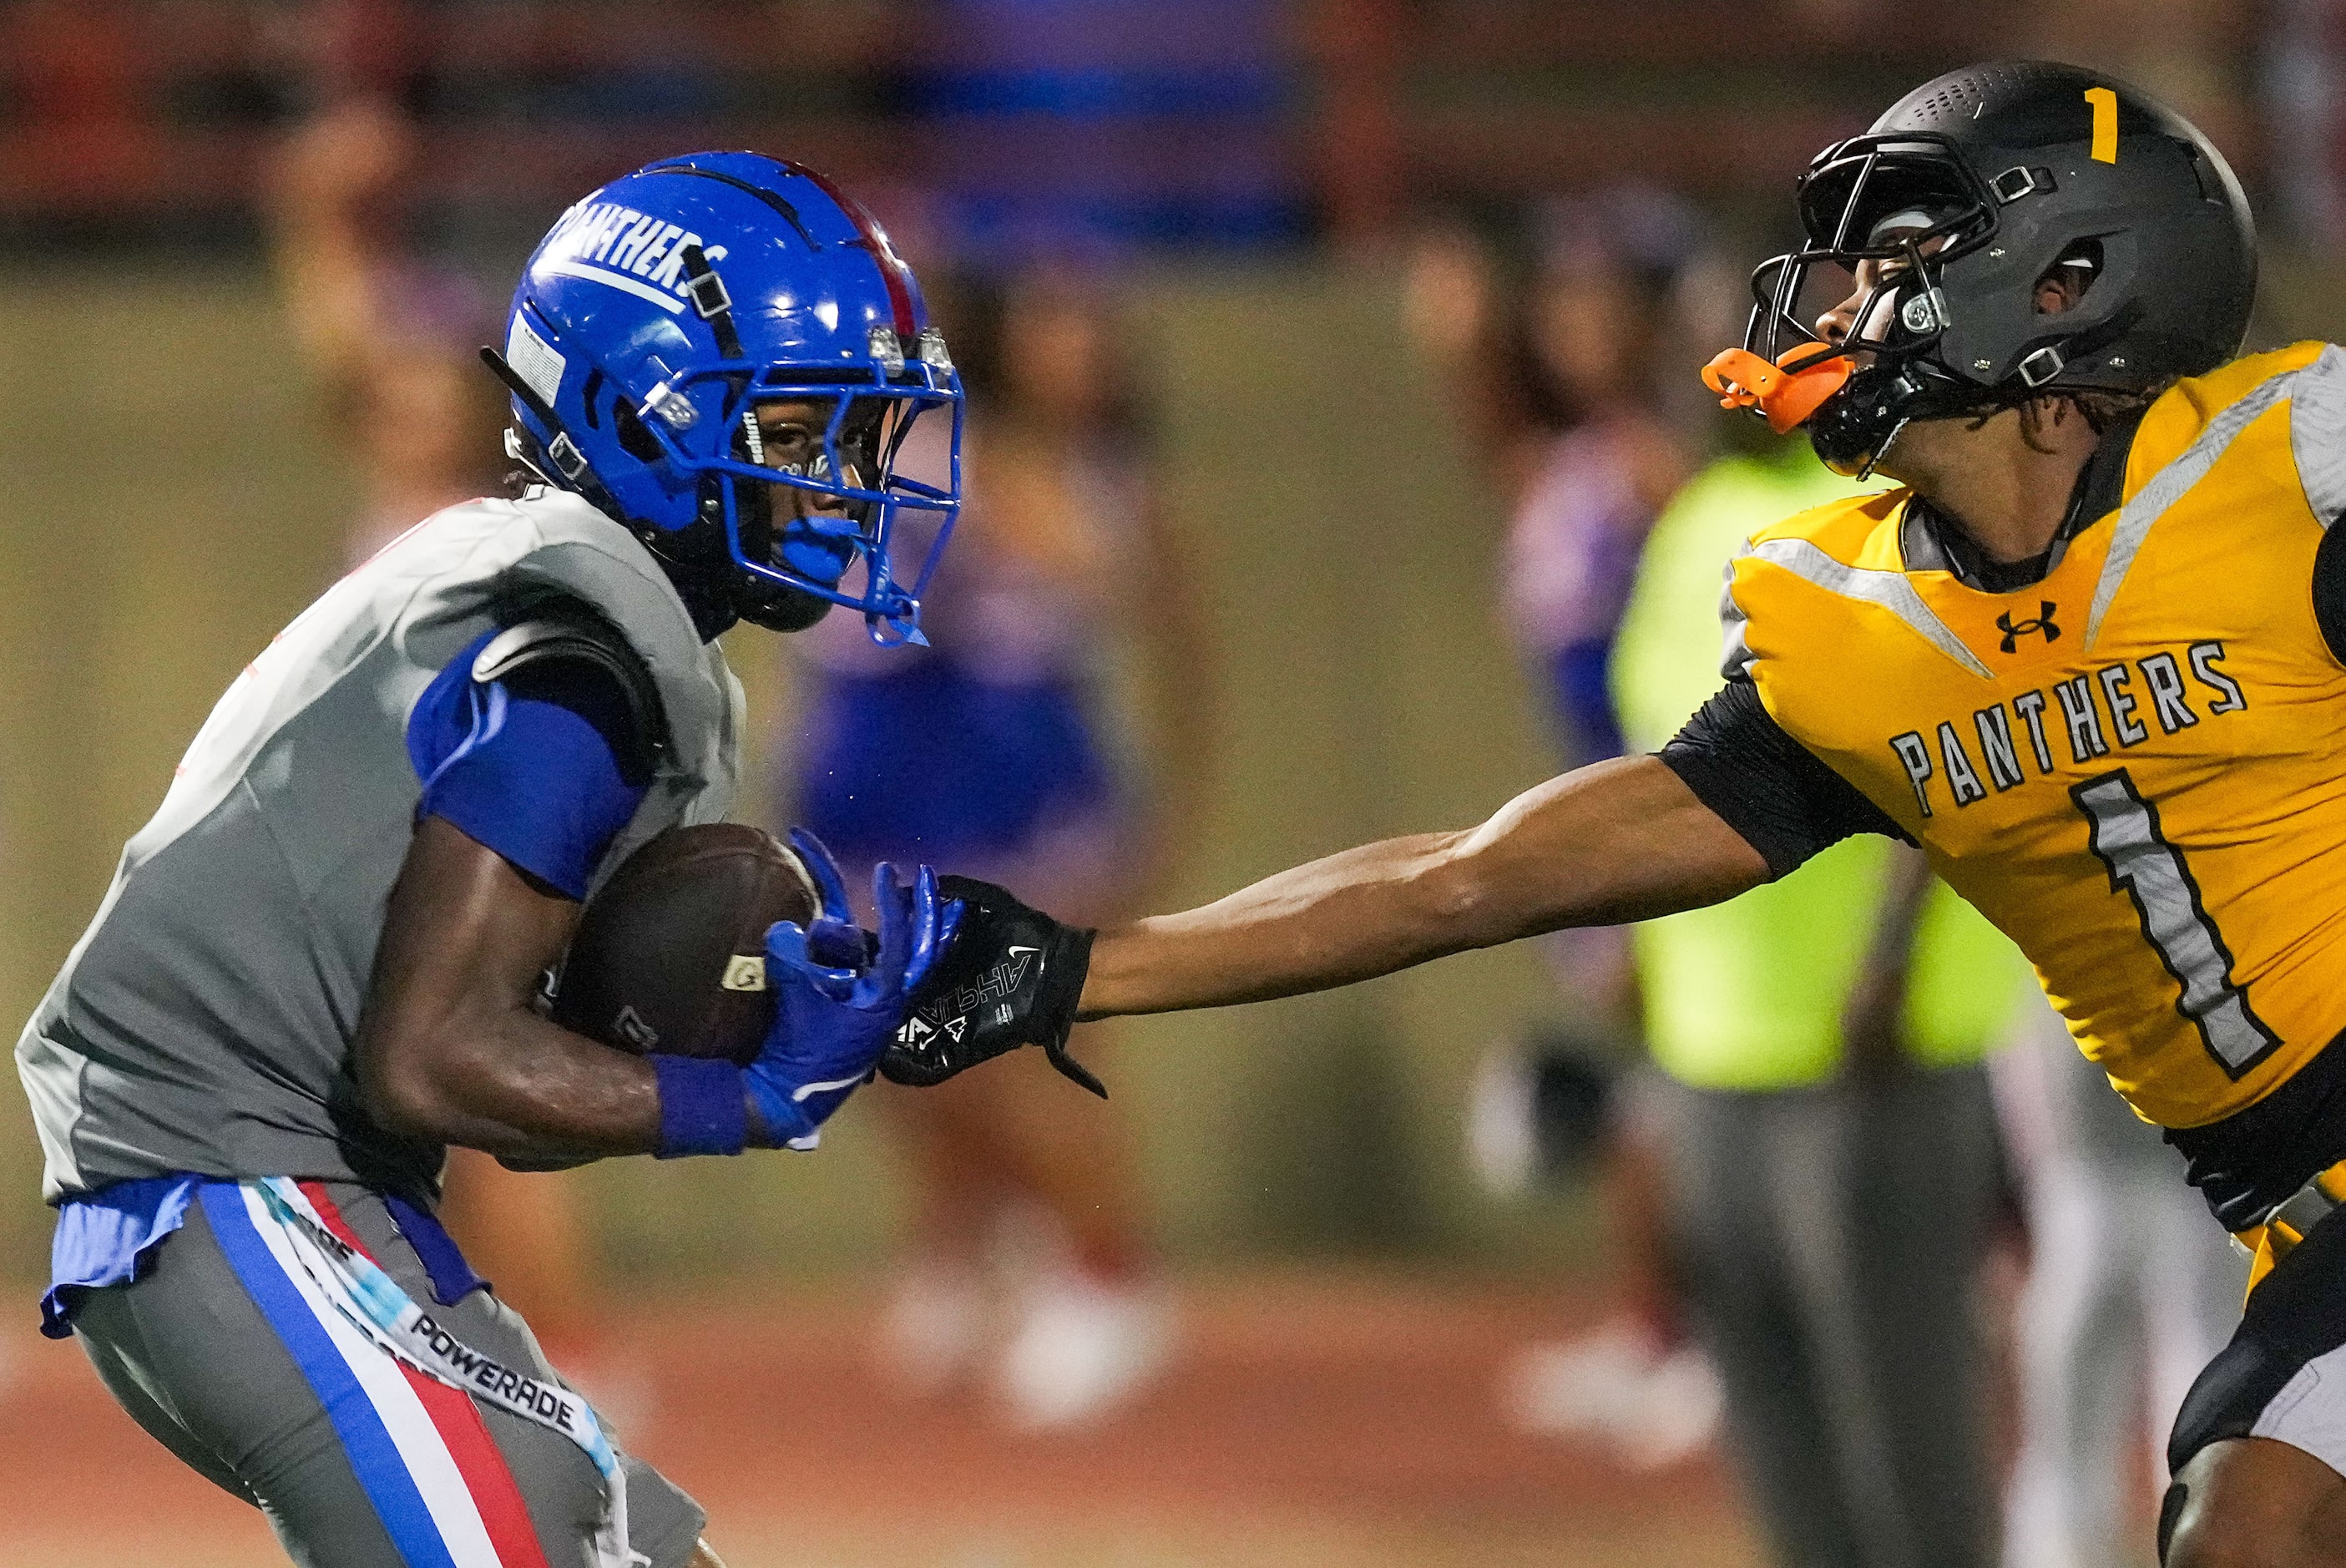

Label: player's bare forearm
[375,1001,660,1163]
[1078,756,1768,1019]
[357,818,664,1161]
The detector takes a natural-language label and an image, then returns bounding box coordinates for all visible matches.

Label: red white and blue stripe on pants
[200,1181,554,1568]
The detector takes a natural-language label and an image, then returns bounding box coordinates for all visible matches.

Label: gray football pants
[69,1181,705,1568]
[1653,1064,2004,1568]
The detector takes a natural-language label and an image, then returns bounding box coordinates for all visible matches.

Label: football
[549,823,820,1065]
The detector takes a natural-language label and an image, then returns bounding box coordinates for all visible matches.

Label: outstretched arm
[1079,755,1767,1018]
[880,754,1771,1095]
[882,678,1904,1092]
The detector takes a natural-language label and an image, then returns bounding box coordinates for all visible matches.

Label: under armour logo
[1996,602,2061,653]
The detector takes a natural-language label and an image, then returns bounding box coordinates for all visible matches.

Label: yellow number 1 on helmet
[2086,86,2119,162]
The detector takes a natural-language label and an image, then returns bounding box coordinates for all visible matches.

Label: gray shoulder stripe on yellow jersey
[2290,345,2346,530]
[1717,550,1757,681]
[1745,536,1995,678]
[2087,367,2303,646]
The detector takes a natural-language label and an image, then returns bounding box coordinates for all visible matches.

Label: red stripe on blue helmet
[781,160,920,341]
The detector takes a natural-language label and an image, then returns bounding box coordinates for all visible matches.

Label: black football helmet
[1705,60,2257,473]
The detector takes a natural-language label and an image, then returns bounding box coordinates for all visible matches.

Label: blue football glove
[784,826,879,969]
[744,842,959,1149]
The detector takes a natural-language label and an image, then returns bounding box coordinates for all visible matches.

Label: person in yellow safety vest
[1600,432,2034,1568]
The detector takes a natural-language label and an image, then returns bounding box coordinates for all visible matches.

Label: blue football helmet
[488,152,963,641]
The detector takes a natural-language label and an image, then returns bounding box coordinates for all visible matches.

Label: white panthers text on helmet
[534,200,732,316]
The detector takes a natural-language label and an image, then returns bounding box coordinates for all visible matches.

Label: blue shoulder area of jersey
[43,1176,487,1338]
[37,630,637,1337]
[407,627,650,901]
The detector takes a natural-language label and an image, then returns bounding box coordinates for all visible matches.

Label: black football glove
[878,875,1104,1097]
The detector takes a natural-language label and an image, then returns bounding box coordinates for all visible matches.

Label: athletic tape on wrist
[245,1178,634,1568]
[651,1054,747,1157]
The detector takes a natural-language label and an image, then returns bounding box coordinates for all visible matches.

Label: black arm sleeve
[1656,678,1909,880]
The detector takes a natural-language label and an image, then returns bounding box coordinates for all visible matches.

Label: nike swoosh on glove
[746,842,959,1148]
[878,875,1102,1097]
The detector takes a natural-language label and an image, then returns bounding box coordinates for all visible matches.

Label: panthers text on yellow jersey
[1725,341,2346,1129]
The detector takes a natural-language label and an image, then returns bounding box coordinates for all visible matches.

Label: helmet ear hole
[614,401,663,463]
[2037,240,2103,315]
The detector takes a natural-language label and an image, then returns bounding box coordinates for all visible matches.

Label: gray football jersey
[15,489,745,1202]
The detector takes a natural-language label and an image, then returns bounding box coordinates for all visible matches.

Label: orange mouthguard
[1700,344,1855,434]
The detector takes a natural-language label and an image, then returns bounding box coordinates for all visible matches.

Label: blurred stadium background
[3,3,2343,1565]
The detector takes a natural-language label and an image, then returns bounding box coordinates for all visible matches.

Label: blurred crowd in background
[10,3,2346,1565]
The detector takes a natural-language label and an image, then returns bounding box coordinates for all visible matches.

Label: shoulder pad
[1743,488,1905,555]
[2136,341,2328,472]
[473,602,668,779]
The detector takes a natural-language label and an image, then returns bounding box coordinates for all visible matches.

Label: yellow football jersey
[1727,341,2346,1130]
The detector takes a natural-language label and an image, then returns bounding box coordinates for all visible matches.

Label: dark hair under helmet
[1702,60,2257,473]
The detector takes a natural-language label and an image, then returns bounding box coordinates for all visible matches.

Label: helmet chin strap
[502,427,555,488]
[733,582,832,633]
[1802,352,2001,477]
[1818,371,2071,480]
[1848,414,1913,481]
[481,346,634,527]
